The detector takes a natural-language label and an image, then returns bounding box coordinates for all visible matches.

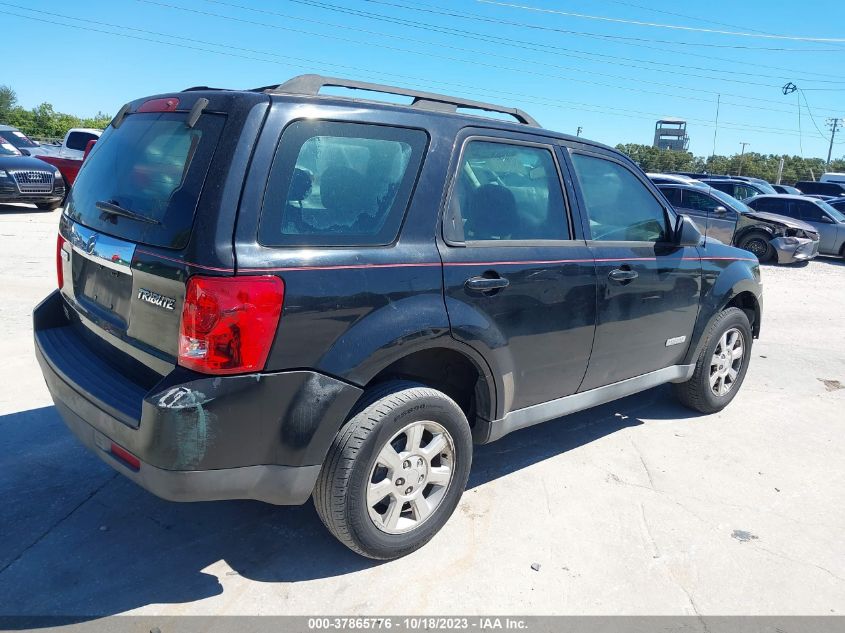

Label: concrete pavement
[1,204,843,617]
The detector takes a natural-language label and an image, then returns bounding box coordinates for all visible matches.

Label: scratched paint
[156,386,216,468]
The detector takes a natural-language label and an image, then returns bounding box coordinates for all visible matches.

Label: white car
[27,128,101,160]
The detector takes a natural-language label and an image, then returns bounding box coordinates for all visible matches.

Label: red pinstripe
[134,249,755,274]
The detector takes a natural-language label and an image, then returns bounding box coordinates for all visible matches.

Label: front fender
[683,258,762,365]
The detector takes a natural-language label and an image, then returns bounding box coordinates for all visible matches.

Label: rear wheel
[738,231,774,263]
[673,307,752,414]
[314,380,472,559]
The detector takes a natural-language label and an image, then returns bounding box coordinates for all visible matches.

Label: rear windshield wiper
[96,200,161,225]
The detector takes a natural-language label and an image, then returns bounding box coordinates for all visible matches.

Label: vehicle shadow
[0,385,695,621]
[813,256,845,268]
[0,203,52,215]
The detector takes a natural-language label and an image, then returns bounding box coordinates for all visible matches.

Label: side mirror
[819,215,835,224]
[712,205,728,216]
[20,149,30,156]
[675,214,702,246]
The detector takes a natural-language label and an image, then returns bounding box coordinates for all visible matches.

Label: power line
[196,0,845,86]
[0,7,815,140]
[477,0,845,43]
[599,0,779,36]
[354,0,845,82]
[189,0,845,116]
[358,0,845,52]
[149,0,791,93]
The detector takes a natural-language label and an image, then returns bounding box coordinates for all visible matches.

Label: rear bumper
[771,237,819,264]
[34,291,363,505]
[54,399,320,504]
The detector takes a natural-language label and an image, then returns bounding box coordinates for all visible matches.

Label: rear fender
[316,293,500,422]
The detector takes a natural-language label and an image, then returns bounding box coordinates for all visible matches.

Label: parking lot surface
[0,204,843,617]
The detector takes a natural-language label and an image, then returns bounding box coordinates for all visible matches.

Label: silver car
[746,195,845,258]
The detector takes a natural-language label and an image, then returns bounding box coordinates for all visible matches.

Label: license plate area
[66,223,137,330]
[76,257,132,316]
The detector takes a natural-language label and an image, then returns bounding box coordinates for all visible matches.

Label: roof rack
[258,74,539,127]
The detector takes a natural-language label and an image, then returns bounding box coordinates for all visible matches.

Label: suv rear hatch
[54,91,268,385]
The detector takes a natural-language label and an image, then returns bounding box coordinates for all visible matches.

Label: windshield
[65,112,224,249]
[0,129,38,149]
[0,135,22,156]
[705,186,752,213]
[818,200,845,223]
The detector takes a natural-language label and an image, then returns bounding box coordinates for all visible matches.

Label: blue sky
[3,0,844,158]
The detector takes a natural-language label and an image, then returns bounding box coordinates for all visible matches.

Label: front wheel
[314,381,472,559]
[673,307,753,414]
[737,231,774,263]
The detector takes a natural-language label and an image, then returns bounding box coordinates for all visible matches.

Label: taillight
[56,233,66,289]
[178,276,284,375]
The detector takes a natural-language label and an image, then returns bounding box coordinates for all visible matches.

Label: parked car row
[0,124,100,209]
[649,171,845,263]
[0,133,66,210]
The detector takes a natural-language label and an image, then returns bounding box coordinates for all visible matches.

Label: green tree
[616,143,845,184]
[0,85,16,121]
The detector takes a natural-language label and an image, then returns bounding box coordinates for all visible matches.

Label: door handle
[465,275,509,293]
[608,268,639,284]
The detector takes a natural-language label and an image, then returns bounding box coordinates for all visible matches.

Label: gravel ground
[0,203,843,617]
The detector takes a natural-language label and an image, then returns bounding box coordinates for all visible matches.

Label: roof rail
[259,74,539,127]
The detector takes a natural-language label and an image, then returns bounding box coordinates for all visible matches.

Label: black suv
[33,75,763,559]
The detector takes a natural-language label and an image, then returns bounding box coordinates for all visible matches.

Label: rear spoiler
[110,97,209,129]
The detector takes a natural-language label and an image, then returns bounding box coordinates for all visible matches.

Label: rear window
[258,120,428,247]
[66,131,99,151]
[65,112,224,249]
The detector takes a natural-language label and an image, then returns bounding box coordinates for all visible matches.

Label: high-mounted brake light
[137,97,180,113]
[56,233,66,289]
[178,276,284,375]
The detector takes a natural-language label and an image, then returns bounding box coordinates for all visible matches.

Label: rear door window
[448,140,569,242]
[258,121,428,247]
[65,112,224,249]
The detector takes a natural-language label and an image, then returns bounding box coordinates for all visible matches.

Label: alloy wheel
[367,421,455,535]
[709,327,745,396]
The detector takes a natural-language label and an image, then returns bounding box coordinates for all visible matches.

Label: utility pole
[711,93,720,158]
[826,118,842,170]
[738,142,750,175]
[576,126,582,137]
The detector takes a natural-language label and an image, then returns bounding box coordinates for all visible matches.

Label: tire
[314,380,472,560]
[673,307,753,414]
[36,201,62,211]
[737,231,774,263]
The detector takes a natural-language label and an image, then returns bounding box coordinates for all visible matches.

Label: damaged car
[656,181,819,263]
